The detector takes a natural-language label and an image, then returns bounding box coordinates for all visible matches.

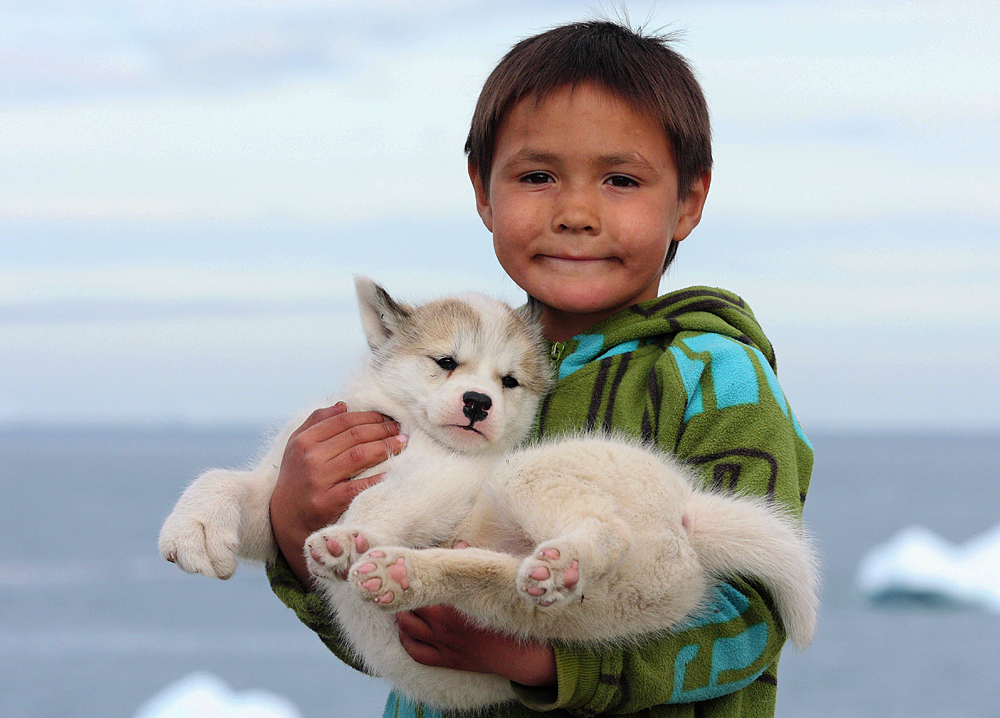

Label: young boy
[266,20,813,718]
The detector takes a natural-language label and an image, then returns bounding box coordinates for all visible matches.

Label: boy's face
[471,82,709,341]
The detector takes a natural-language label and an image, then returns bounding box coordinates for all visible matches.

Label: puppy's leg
[517,517,630,607]
[351,546,524,621]
[159,467,277,579]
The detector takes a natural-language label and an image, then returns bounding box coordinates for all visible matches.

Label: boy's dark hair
[466,20,712,270]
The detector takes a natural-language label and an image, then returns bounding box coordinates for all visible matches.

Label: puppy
[160,278,817,712]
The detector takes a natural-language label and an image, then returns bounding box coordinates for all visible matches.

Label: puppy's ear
[354,276,412,351]
[515,296,543,325]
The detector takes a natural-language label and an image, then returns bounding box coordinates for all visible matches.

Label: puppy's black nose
[462,391,492,424]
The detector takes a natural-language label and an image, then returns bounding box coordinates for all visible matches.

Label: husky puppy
[159,277,551,696]
[159,278,818,712]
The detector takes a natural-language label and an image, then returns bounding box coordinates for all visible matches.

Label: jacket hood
[550,286,776,378]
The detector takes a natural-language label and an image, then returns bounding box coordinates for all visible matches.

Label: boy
[267,20,813,718]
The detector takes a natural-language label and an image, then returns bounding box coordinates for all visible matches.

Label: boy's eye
[501,375,519,389]
[434,356,458,371]
[520,172,553,185]
[606,175,638,188]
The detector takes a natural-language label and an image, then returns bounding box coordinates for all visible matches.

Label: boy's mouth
[537,254,618,270]
[539,252,609,262]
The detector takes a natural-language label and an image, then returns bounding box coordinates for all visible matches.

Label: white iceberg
[134,673,303,718]
[857,523,1000,613]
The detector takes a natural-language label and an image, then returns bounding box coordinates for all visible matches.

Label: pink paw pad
[353,552,411,606]
[519,546,582,605]
[386,557,410,590]
[562,560,580,590]
[324,537,343,558]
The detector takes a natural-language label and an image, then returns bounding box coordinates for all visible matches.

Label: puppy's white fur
[159,278,818,712]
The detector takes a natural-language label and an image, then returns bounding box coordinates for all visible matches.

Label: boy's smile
[472,82,709,341]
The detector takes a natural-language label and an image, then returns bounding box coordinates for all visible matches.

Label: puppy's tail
[683,490,819,650]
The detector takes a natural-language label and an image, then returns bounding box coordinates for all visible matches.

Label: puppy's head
[355,277,550,454]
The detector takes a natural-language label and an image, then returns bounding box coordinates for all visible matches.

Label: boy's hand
[396,605,557,688]
[269,403,407,586]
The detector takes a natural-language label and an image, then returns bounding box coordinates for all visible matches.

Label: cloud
[0,1,477,102]
[675,215,1000,329]
[3,1,998,429]
[1,1,996,224]
[0,65,481,222]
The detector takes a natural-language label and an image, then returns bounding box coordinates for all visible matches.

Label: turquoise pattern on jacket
[671,333,811,449]
[669,346,705,422]
[558,334,640,379]
[676,583,751,629]
[383,691,444,718]
[746,345,813,450]
[680,334,759,409]
[669,622,769,703]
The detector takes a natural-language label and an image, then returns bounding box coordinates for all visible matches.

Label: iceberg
[856,524,1000,612]
[134,673,303,718]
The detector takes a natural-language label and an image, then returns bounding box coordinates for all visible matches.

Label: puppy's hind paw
[351,548,415,610]
[517,545,582,607]
[304,526,370,581]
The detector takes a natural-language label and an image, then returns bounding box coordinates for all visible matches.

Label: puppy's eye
[434,356,458,371]
[501,375,519,389]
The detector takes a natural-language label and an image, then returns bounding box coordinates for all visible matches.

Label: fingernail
[397,433,409,446]
[334,401,347,410]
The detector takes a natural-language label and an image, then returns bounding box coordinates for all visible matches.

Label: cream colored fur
[159,278,818,712]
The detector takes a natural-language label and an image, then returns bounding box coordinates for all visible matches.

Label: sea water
[2,428,999,717]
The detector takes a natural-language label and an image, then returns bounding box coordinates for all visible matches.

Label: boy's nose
[552,186,600,234]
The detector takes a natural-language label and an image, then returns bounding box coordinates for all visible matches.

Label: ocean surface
[2,427,999,718]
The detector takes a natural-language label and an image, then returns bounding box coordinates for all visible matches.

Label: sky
[1,0,998,432]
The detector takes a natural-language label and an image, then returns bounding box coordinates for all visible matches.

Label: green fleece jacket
[267,286,814,718]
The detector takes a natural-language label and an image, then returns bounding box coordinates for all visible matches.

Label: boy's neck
[541,304,625,343]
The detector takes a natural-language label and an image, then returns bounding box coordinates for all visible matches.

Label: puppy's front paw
[517,544,581,607]
[159,507,239,580]
[305,526,371,581]
[351,548,417,610]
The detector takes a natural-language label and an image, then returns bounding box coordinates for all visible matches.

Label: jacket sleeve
[266,552,372,675]
[512,334,813,714]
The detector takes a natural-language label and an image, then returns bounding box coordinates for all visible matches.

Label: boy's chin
[540,292,643,318]
[530,275,660,315]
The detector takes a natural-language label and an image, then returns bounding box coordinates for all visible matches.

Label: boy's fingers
[288,402,348,441]
[397,629,440,666]
[284,415,401,469]
[395,607,473,669]
[336,432,408,477]
[304,408,397,445]
[336,472,387,502]
[396,609,433,643]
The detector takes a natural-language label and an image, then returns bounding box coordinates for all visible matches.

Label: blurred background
[2,1,998,716]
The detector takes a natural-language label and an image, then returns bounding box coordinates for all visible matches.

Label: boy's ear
[354,276,412,351]
[469,159,494,232]
[672,172,711,244]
